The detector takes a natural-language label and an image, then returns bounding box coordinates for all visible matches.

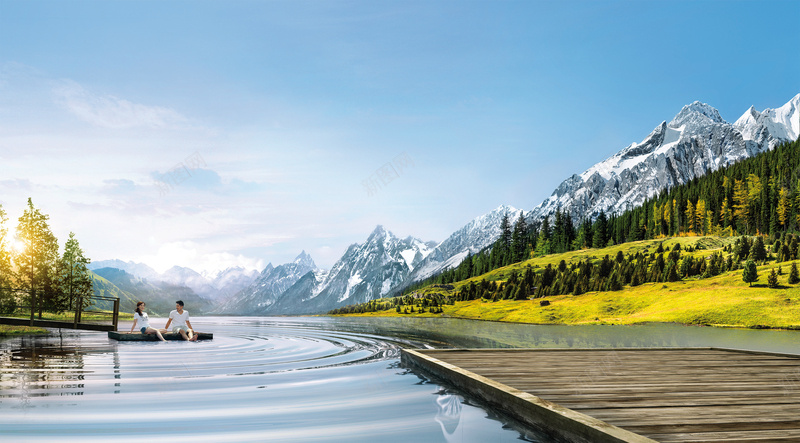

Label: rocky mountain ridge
[527,94,800,224]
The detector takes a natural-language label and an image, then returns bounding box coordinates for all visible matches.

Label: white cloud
[52,79,188,129]
[137,240,264,274]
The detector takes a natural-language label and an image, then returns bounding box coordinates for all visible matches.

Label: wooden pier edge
[0,316,115,331]
[401,348,656,443]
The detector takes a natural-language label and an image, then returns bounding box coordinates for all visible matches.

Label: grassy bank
[0,311,131,337]
[333,237,800,329]
[0,324,49,337]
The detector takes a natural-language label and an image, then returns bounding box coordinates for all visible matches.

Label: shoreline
[0,325,50,338]
[330,311,800,331]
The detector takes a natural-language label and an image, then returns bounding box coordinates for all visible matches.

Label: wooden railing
[0,288,120,331]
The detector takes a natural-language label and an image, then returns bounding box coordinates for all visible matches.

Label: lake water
[2,317,800,442]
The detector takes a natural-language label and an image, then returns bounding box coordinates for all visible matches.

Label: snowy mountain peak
[293,250,315,267]
[669,100,725,130]
[493,204,518,214]
[214,252,318,314]
[530,93,800,225]
[368,225,388,239]
[261,226,435,313]
[735,94,800,144]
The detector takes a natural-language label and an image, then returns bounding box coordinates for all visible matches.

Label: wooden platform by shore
[0,316,116,332]
[108,331,213,341]
[401,347,800,443]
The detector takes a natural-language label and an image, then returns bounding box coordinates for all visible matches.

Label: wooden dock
[401,348,800,443]
[108,331,213,341]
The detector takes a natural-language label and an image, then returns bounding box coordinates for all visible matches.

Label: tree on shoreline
[12,199,93,317]
[16,198,61,316]
[0,206,16,314]
[60,232,93,312]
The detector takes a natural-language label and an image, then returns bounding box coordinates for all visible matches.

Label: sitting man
[164,300,197,341]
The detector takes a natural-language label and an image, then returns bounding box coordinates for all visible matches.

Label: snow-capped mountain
[735,95,799,150]
[214,251,317,314]
[265,226,435,314]
[528,94,800,224]
[404,204,523,284]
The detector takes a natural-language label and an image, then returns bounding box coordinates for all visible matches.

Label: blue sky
[0,0,798,273]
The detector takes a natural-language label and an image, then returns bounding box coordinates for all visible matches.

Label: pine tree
[535,217,551,257]
[733,179,749,232]
[665,261,680,282]
[789,263,800,284]
[514,283,528,300]
[685,200,696,233]
[767,268,779,288]
[703,257,717,278]
[0,206,16,314]
[679,256,693,277]
[592,211,608,249]
[720,199,731,229]
[511,212,528,263]
[742,260,758,287]
[496,211,512,264]
[777,187,791,230]
[16,198,62,316]
[652,202,662,237]
[695,199,707,234]
[750,236,767,263]
[574,218,592,249]
[60,232,94,313]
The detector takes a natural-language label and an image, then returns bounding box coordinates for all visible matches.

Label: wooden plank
[108,331,213,341]
[403,348,800,443]
[401,348,657,443]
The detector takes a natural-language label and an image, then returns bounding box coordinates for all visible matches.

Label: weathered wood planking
[108,331,213,341]
[402,348,800,443]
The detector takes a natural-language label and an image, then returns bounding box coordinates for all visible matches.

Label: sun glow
[8,236,26,255]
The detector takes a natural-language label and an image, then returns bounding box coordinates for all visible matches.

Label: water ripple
[0,317,544,443]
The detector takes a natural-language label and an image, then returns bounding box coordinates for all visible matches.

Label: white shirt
[134,311,150,328]
[169,309,190,327]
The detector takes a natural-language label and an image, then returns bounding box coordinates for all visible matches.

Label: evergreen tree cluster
[0,199,94,317]
[606,138,800,242]
[328,292,450,315]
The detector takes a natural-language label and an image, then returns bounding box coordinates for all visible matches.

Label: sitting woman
[130,301,166,341]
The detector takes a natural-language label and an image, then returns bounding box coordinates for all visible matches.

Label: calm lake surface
[2,317,800,442]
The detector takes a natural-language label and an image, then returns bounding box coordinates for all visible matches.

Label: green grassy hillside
[332,236,800,329]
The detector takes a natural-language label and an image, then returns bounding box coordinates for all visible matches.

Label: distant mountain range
[94,93,799,316]
[262,227,436,314]
[213,251,317,315]
[87,260,258,315]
